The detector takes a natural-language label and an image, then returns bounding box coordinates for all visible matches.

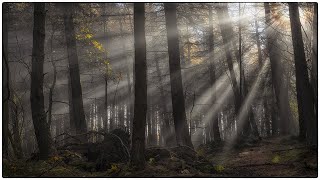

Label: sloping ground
[209,136,318,177]
[3,136,317,177]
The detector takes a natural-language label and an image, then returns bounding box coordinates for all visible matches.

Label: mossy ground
[3,136,317,177]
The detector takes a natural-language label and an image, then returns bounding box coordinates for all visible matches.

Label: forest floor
[3,135,317,177]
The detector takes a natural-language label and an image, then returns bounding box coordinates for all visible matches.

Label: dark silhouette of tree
[288,3,316,144]
[30,3,53,160]
[62,3,87,140]
[3,3,9,159]
[130,3,147,170]
[164,3,193,148]
[311,3,318,136]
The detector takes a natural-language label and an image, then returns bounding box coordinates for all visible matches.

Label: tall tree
[102,3,111,132]
[30,3,53,160]
[154,52,171,145]
[288,3,316,144]
[119,17,133,130]
[164,3,193,148]
[264,3,291,135]
[208,5,221,141]
[311,3,318,128]
[216,3,241,134]
[130,3,147,170]
[3,3,9,159]
[254,9,270,136]
[62,3,87,139]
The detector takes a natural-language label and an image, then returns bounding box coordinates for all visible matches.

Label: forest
[2,2,318,177]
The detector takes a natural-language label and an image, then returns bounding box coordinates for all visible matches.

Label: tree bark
[30,3,53,160]
[130,3,147,170]
[208,6,221,141]
[264,3,291,135]
[62,3,87,141]
[271,86,279,135]
[164,3,193,148]
[11,102,23,159]
[3,2,9,159]
[311,3,318,144]
[48,32,57,128]
[288,3,316,144]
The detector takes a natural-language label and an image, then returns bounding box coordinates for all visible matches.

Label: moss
[271,154,281,164]
[214,165,225,173]
[282,149,304,162]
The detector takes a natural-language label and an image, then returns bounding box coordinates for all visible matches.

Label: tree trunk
[12,103,23,159]
[271,86,279,135]
[103,3,110,132]
[164,3,193,148]
[216,4,241,132]
[120,17,133,130]
[154,52,171,145]
[30,3,53,160]
[208,6,221,141]
[288,3,316,144]
[63,3,87,141]
[311,3,318,144]
[255,9,269,137]
[3,2,9,159]
[130,3,147,170]
[67,73,75,135]
[264,3,291,135]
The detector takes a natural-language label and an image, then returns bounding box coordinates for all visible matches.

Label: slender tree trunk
[255,12,270,137]
[147,103,152,145]
[3,2,9,159]
[130,3,147,170]
[264,3,291,135]
[208,6,221,141]
[288,3,316,144]
[120,17,133,130]
[154,52,171,145]
[48,35,57,128]
[67,73,75,135]
[102,3,110,132]
[217,4,241,132]
[164,3,193,148]
[63,3,87,140]
[271,86,279,135]
[311,3,318,144]
[30,3,53,160]
[12,104,23,159]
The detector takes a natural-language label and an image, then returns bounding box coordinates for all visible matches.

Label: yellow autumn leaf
[92,40,104,52]
[85,33,93,39]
